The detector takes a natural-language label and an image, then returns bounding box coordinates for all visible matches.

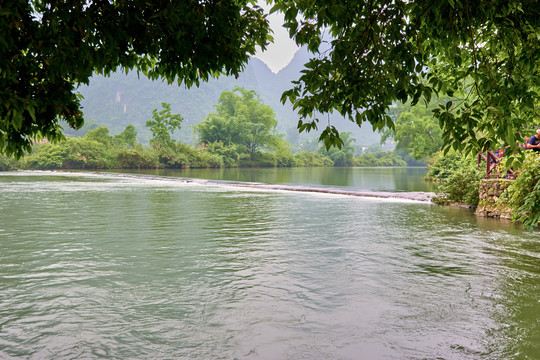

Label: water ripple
[1,172,539,359]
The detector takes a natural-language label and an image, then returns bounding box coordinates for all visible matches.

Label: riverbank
[475,178,514,220]
[0,127,409,171]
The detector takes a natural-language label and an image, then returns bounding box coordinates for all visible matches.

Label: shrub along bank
[0,127,409,171]
[427,149,539,230]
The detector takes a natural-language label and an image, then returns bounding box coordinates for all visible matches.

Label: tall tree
[195,87,279,159]
[83,126,113,148]
[381,107,443,161]
[146,103,183,150]
[115,125,137,149]
[0,0,270,157]
[274,0,539,163]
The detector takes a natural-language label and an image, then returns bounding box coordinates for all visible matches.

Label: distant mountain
[76,47,380,147]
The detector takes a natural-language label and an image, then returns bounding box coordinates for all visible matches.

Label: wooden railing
[477,147,516,179]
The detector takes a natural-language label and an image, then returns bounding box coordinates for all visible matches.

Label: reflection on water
[0,171,538,360]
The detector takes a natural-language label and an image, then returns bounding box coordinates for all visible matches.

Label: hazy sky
[254,2,299,73]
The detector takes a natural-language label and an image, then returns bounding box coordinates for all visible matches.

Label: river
[0,168,539,359]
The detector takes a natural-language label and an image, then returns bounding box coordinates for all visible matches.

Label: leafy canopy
[2,0,539,161]
[0,0,270,157]
[195,87,280,160]
[381,106,443,161]
[274,0,539,163]
[115,125,137,149]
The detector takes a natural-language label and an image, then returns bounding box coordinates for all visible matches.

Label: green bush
[0,154,18,170]
[174,142,223,168]
[353,153,377,166]
[425,150,461,181]
[239,152,276,167]
[499,152,540,231]
[430,152,483,206]
[24,138,111,169]
[273,140,295,167]
[114,146,159,169]
[64,138,109,169]
[353,151,407,167]
[203,141,239,167]
[24,142,70,169]
[275,151,295,167]
[293,151,333,167]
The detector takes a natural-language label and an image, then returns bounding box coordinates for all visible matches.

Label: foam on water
[1,170,435,203]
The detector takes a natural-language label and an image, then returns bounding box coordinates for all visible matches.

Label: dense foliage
[353,152,407,167]
[428,149,540,229]
[427,151,483,206]
[318,132,356,166]
[1,0,270,157]
[146,103,183,151]
[12,126,410,170]
[8,92,410,170]
[3,1,538,161]
[425,151,462,182]
[500,153,540,231]
[382,104,443,161]
[0,153,17,171]
[195,87,280,161]
[275,0,539,160]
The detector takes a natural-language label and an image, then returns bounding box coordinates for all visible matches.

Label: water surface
[0,171,538,359]
[105,166,436,192]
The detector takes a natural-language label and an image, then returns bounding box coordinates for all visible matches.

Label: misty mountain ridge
[76,47,379,147]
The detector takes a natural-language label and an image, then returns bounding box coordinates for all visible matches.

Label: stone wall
[475,178,513,219]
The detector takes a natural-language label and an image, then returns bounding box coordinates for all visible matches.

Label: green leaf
[28,107,36,122]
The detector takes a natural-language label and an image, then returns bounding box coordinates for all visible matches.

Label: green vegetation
[499,153,540,231]
[1,0,269,157]
[427,148,539,229]
[291,152,334,167]
[382,104,443,162]
[0,154,17,171]
[276,0,539,158]
[427,150,484,206]
[2,1,538,162]
[195,87,280,161]
[9,124,409,170]
[353,152,407,167]
[318,132,356,166]
[146,103,183,151]
[425,151,463,183]
[2,90,412,171]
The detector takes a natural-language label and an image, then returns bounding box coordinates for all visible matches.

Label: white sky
[253,2,300,73]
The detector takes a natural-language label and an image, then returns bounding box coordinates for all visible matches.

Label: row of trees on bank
[5,132,404,171]
[0,88,407,171]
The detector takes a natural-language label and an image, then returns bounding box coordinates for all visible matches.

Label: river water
[0,169,538,360]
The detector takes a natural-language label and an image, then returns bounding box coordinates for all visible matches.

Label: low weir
[225,182,436,202]
[103,171,437,203]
